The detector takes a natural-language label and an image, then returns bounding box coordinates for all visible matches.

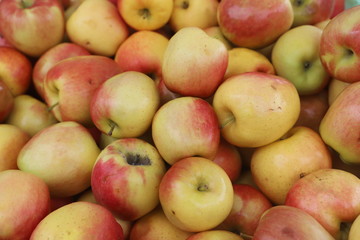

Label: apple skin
[251,126,332,205]
[91,138,167,221]
[67,0,129,56]
[0,0,65,57]
[0,124,30,172]
[151,96,220,165]
[204,26,233,50]
[319,81,360,164]
[162,27,228,98]
[30,201,124,240]
[0,46,32,97]
[159,157,234,232]
[290,0,335,27]
[17,121,101,198]
[319,5,360,83]
[44,55,122,127]
[217,0,294,49]
[271,25,330,95]
[212,72,300,148]
[252,205,335,240]
[327,78,351,105]
[215,184,273,236]
[331,0,345,18]
[285,168,360,238]
[32,42,91,100]
[349,214,360,240]
[187,230,244,240]
[0,79,14,122]
[0,169,51,240]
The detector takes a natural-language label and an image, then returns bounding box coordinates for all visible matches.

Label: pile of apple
[1,0,360,239]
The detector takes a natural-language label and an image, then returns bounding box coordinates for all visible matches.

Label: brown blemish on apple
[299,172,306,178]
[281,227,295,238]
[171,210,176,215]
[181,0,189,9]
[126,153,151,166]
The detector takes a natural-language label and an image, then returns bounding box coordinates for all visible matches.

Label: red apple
[331,0,345,18]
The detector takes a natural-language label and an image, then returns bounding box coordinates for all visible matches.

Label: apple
[159,156,234,232]
[151,96,220,165]
[0,46,32,96]
[212,72,300,148]
[0,24,13,48]
[252,205,335,240]
[90,71,160,138]
[66,0,129,56]
[155,77,182,105]
[215,184,273,237]
[272,25,331,95]
[349,214,360,240]
[117,0,173,31]
[217,0,294,49]
[251,126,332,205]
[0,0,65,57]
[30,201,124,239]
[285,168,360,238]
[129,207,194,240]
[17,121,101,198]
[187,230,244,240]
[224,47,275,80]
[319,5,360,83]
[91,137,167,221]
[169,0,219,32]
[290,0,335,27]
[327,77,351,105]
[0,79,14,122]
[0,124,30,172]
[43,55,122,127]
[32,42,91,100]
[5,94,58,136]
[234,168,259,190]
[204,26,233,50]
[319,81,360,164]
[0,169,51,240]
[162,27,228,98]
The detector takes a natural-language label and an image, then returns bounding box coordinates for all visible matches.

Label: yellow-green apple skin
[129,207,194,240]
[212,72,300,148]
[251,126,332,205]
[0,0,65,57]
[17,121,101,198]
[30,201,124,240]
[117,0,173,31]
[90,71,160,138]
[225,47,275,80]
[66,0,129,56]
[0,46,32,96]
[319,81,360,164]
[0,169,51,240]
[91,138,166,221]
[272,25,330,95]
[217,0,294,49]
[43,55,122,127]
[32,42,91,100]
[151,96,220,165]
[349,214,360,240]
[6,94,58,136]
[216,184,273,237]
[0,79,14,122]
[319,5,360,83]
[290,0,335,27]
[327,78,351,105]
[285,169,360,239]
[159,157,234,232]
[252,205,335,240]
[314,18,331,30]
[187,230,244,240]
[169,0,219,32]
[204,26,233,50]
[0,124,30,172]
[162,27,228,98]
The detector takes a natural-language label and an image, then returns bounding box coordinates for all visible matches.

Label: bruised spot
[282,227,295,237]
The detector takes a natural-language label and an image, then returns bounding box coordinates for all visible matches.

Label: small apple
[0,79,14,122]
[327,78,351,105]
[159,157,234,232]
[187,230,244,240]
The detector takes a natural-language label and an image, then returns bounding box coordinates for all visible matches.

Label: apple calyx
[47,102,59,112]
[20,0,34,8]
[197,183,209,192]
[126,153,151,166]
[138,8,151,20]
[293,0,304,7]
[181,0,189,9]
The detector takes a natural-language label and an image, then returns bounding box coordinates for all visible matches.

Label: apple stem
[220,116,235,129]
[47,102,59,112]
[239,232,253,239]
[107,120,117,136]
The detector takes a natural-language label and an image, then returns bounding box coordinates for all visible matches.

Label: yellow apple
[327,78,351,105]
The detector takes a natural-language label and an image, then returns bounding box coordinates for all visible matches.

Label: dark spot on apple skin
[171,210,176,215]
[271,84,277,90]
[299,172,306,178]
[282,227,295,237]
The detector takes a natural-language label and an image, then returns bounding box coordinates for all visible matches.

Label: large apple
[319,81,360,164]
[162,27,228,98]
[66,0,129,56]
[272,25,330,95]
[91,138,167,221]
[212,72,300,148]
[0,79,14,122]
[159,157,234,232]
[43,55,122,127]
[0,169,51,240]
[217,0,294,49]
[319,5,360,83]
[151,96,220,165]
[17,121,101,198]
[0,0,65,57]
